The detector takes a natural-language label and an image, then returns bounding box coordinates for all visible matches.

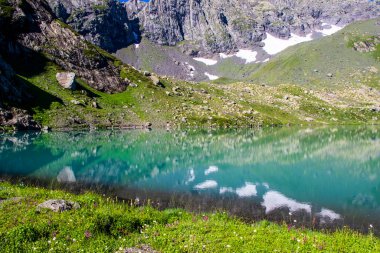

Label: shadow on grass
[75,81,100,98]
[14,76,63,110]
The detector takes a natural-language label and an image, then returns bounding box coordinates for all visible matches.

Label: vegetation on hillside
[0,182,379,252]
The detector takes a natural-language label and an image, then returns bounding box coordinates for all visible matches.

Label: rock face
[125,0,379,55]
[37,199,80,212]
[46,0,140,52]
[353,36,380,53]
[0,0,130,94]
[0,107,41,130]
[56,72,76,90]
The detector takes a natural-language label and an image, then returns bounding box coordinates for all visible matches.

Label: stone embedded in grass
[37,199,80,212]
[117,245,159,253]
[150,75,162,86]
[56,72,76,90]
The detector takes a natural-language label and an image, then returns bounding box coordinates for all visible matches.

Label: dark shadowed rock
[47,0,140,52]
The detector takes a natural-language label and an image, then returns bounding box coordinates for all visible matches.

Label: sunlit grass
[0,182,378,252]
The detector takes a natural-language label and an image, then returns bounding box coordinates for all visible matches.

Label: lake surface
[1,127,379,234]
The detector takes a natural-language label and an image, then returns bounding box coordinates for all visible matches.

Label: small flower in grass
[84,230,92,239]
[226,245,231,248]
[203,215,209,221]
[48,240,51,244]
[287,224,292,231]
[370,224,374,229]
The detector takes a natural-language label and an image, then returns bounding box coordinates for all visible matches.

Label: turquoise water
[1,127,379,232]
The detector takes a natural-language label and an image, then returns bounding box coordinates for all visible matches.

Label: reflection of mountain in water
[0,127,379,231]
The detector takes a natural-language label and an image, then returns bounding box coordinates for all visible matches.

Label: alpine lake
[1,126,379,235]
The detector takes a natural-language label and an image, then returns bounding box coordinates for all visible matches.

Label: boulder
[37,199,80,212]
[150,75,162,86]
[56,72,76,90]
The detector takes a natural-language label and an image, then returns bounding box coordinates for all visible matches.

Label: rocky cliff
[126,0,379,55]
[0,0,134,129]
[0,0,130,93]
[47,0,140,52]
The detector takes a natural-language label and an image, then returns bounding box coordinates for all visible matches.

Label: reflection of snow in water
[185,168,195,184]
[194,57,218,65]
[262,191,311,214]
[57,166,76,183]
[205,72,219,80]
[220,187,235,194]
[219,182,257,197]
[317,208,341,221]
[235,49,258,63]
[194,180,218,189]
[205,165,219,175]
[236,182,257,197]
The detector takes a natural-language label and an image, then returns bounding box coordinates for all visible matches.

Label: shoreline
[0,180,379,252]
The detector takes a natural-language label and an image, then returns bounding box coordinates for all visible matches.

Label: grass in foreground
[0,182,379,252]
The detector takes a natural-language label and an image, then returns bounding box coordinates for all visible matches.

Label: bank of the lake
[0,181,378,252]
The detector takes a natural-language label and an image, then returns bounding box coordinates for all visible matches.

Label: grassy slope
[248,18,380,88]
[5,18,379,129]
[14,61,380,128]
[0,182,379,252]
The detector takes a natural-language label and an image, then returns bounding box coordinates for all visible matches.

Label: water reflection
[0,127,379,233]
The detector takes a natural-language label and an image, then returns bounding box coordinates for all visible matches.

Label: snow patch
[205,72,219,80]
[262,191,311,214]
[235,49,258,63]
[219,53,234,59]
[135,44,140,49]
[319,23,344,36]
[263,33,313,55]
[236,182,257,197]
[194,180,218,190]
[194,57,218,65]
[205,165,219,175]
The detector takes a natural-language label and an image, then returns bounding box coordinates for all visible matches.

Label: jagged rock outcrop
[46,0,140,52]
[126,0,379,55]
[0,0,130,93]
